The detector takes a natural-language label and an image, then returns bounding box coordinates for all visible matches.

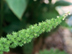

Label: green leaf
[54,0,72,6]
[5,0,29,19]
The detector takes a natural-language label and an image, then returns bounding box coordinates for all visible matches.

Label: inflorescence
[0,12,70,54]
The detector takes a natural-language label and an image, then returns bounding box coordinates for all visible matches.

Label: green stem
[0,0,4,37]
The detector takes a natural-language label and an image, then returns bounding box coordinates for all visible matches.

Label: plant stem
[0,0,4,37]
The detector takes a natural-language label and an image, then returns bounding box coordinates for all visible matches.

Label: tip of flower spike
[67,12,71,16]
[66,11,71,15]
[63,12,71,20]
[68,12,71,15]
[69,13,71,15]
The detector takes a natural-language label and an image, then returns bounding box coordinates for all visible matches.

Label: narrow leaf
[54,1,72,6]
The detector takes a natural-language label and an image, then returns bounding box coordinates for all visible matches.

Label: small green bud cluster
[0,12,69,54]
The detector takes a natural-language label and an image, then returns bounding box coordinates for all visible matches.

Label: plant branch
[0,12,70,54]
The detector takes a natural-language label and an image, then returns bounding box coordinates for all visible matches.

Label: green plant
[0,12,69,54]
[39,48,67,54]
[0,0,72,54]
[5,0,72,19]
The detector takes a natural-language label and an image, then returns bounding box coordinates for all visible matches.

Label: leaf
[54,0,72,6]
[5,0,29,19]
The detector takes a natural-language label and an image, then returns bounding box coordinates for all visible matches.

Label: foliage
[5,0,29,19]
[0,13,69,54]
[0,0,72,54]
[5,0,72,19]
[39,48,67,54]
[54,0,72,6]
[2,0,72,34]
